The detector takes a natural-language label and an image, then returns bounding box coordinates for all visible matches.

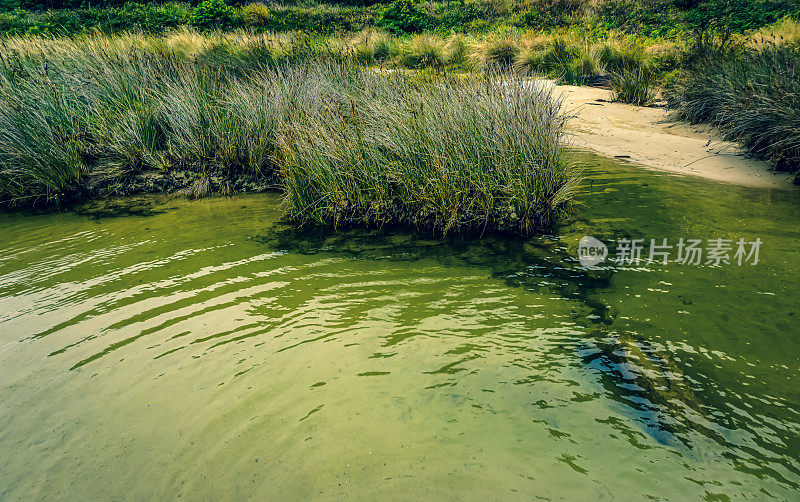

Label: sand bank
[552,84,796,190]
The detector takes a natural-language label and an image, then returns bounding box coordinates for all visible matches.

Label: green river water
[1,152,799,500]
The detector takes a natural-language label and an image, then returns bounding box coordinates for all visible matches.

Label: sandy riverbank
[551,84,797,190]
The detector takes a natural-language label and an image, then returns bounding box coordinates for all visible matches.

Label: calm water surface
[1,153,799,499]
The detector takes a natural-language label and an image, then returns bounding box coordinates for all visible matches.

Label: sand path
[551,84,796,190]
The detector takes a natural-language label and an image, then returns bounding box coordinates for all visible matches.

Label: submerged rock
[583,331,715,447]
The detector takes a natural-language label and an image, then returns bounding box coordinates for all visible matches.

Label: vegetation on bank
[0,1,799,232]
[279,67,575,233]
[668,24,800,182]
[0,0,797,38]
[0,34,575,234]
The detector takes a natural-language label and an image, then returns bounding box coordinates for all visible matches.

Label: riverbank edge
[552,82,798,191]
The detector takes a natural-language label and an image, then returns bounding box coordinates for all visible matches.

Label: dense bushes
[684,0,800,32]
[669,41,800,182]
[0,3,192,34]
[0,0,797,36]
[190,0,235,29]
[0,2,375,35]
[522,0,584,29]
[377,0,429,34]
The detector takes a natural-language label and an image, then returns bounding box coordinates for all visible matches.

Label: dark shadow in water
[72,196,177,219]
[251,224,714,449]
[252,224,615,322]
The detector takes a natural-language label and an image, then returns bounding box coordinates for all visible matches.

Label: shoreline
[551,83,798,190]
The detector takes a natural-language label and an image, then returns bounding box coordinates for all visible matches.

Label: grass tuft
[0,33,577,234]
[669,42,800,182]
[400,34,446,69]
[611,66,657,106]
[474,36,520,72]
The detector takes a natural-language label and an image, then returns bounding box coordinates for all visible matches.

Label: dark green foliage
[190,0,236,29]
[267,5,370,34]
[598,0,799,35]
[1,0,797,36]
[522,0,583,30]
[377,0,430,34]
[685,0,800,33]
[436,2,482,31]
[0,3,191,35]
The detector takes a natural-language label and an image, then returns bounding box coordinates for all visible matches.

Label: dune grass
[669,39,800,182]
[611,67,657,106]
[399,34,446,69]
[279,67,576,234]
[0,32,577,234]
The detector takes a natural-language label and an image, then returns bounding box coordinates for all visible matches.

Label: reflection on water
[0,152,799,499]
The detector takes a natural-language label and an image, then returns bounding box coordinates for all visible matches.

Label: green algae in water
[0,152,799,499]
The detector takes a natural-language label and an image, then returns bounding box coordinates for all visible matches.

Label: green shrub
[685,0,800,33]
[437,2,482,31]
[190,0,236,30]
[241,2,271,27]
[105,2,191,33]
[522,0,583,29]
[377,0,430,35]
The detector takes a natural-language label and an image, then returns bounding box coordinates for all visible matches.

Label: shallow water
[1,152,799,499]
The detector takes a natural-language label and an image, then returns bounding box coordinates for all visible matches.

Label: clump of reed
[445,34,470,67]
[669,41,800,182]
[0,34,296,204]
[399,34,446,69]
[516,35,606,85]
[591,36,659,104]
[348,30,398,63]
[474,36,520,71]
[279,65,576,235]
[610,66,657,106]
[0,67,90,206]
[0,33,577,235]
[596,37,649,74]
